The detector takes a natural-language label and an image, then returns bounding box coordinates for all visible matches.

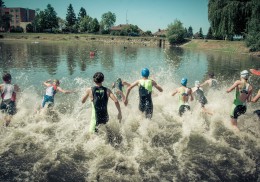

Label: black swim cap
[2,73,12,82]
[208,72,214,78]
[93,72,104,83]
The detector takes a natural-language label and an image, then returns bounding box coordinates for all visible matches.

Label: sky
[5,0,210,34]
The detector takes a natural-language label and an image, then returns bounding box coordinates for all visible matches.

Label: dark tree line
[208,0,260,51]
[0,0,11,32]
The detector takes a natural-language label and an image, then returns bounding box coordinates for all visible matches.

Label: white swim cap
[195,80,200,87]
[240,70,249,79]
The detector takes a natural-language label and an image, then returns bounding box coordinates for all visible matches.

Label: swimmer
[226,70,253,130]
[111,78,130,101]
[41,79,75,108]
[192,80,213,115]
[82,72,122,133]
[200,72,218,90]
[172,78,194,116]
[0,73,20,126]
[124,68,163,119]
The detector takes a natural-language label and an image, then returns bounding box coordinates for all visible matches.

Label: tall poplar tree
[66,4,77,30]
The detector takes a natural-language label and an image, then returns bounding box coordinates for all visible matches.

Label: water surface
[0,40,260,181]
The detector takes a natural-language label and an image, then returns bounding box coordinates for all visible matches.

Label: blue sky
[5,0,210,33]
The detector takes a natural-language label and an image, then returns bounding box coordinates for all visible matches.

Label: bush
[10,26,24,33]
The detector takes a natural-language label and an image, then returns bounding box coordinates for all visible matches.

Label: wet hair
[53,79,60,85]
[208,72,214,78]
[93,72,104,83]
[2,73,12,83]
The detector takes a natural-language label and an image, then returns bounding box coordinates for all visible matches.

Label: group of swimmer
[0,68,260,132]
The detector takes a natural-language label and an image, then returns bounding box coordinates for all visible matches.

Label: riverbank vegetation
[0,0,259,53]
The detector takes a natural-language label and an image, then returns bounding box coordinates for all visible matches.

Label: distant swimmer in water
[172,78,194,116]
[82,72,122,133]
[192,80,213,115]
[0,73,20,126]
[112,78,130,101]
[41,79,75,108]
[251,89,260,119]
[226,70,253,130]
[124,68,163,119]
[200,72,218,90]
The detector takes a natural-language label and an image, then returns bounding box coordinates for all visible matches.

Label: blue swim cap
[181,78,187,86]
[141,68,150,77]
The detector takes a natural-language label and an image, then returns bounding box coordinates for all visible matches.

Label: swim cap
[195,80,200,87]
[2,73,12,82]
[240,70,249,79]
[116,78,122,83]
[181,78,187,86]
[208,72,214,78]
[141,68,150,77]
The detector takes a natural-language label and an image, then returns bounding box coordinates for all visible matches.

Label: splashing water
[0,72,260,182]
[0,42,260,181]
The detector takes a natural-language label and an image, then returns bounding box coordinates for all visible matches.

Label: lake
[0,40,260,181]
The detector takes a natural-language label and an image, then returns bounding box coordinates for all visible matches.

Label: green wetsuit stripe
[89,102,97,133]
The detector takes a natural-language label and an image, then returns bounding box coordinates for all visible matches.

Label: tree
[206,27,213,39]
[26,24,33,32]
[0,0,11,32]
[208,0,250,39]
[89,18,100,33]
[44,4,58,31]
[58,17,66,31]
[100,11,116,33]
[65,4,77,31]
[32,9,46,32]
[166,19,185,45]
[187,26,193,38]
[198,27,203,38]
[79,15,92,32]
[78,7,87,21]
[245,0,260,51]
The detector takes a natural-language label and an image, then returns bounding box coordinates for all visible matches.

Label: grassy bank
[181,39,250,54]
[1,33,258,56]
[0,33,164,46]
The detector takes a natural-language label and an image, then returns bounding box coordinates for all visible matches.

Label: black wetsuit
[139,80,153,119]
[92,86,109,125]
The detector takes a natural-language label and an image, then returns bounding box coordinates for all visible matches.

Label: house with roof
[153,29,167,37]
[110,24,143,36]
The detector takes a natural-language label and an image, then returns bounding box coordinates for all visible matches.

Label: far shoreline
[0,33,259,57]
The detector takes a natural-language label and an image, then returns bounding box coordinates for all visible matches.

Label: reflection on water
[0,40,260,181]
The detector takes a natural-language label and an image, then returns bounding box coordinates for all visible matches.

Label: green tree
[208,0,250,39]
[78,7,87,21]
[0,0,11,32]
[79,15,92,32]
[245,0,260,51]
[100,11,116,33]
[44,4,58,31]
[66,4,77,31]
[206,27,213,39]
[32,9,46,32]
[198,27,203,38]
[89,18,100,33]
[166,19,185,45]
[187,26,193,38]
[58,17,66,31]
[26,23,33,32]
